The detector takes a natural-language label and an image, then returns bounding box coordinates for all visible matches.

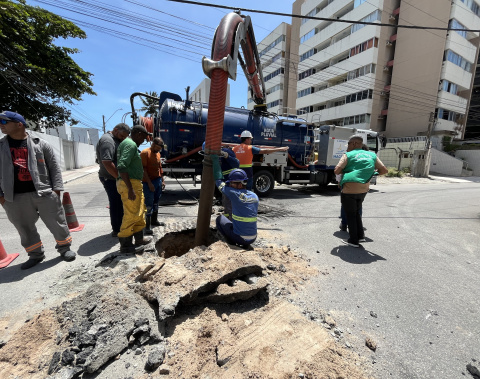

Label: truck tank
[157,98,313,166]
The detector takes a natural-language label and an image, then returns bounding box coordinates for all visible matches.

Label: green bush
[386,167,404,177]
[402,167,411,174]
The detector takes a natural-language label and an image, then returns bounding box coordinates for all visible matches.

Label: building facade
[256,0,480,140]
[190,78,230,106]
[247,23,296,115]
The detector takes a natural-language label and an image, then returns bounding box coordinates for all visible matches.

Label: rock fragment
[365,337,377,352]
[145,345,166,372]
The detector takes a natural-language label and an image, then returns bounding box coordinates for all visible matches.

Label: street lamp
[102,108,123,133]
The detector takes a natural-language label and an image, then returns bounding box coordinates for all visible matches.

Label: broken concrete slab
[140,242,265,319]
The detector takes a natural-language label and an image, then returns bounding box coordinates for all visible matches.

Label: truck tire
[253,170,275,197]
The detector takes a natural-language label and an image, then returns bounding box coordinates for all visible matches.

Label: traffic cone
[62,192,85,232]
[0,239,19,269]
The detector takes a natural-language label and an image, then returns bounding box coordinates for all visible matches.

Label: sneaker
[21,256,45,270]
[342,240,360,248]
[339,222,347,231]
[359,238,366,243]
[61,250,77,262]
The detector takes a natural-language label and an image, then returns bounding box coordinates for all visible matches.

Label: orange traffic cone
[62,192,85,232]
[0,239,19,269]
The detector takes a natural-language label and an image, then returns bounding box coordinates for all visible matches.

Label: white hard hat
[240,130,253,138]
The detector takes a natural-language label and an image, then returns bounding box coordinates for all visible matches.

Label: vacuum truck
[129,90,383,197]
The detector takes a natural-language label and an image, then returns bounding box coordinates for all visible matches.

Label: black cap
[131,124,152,136]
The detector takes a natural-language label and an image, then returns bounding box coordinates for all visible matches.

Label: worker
[141,137,166,235]
[116,125,153,254]
[334,135,388,247]
[219,147,239,220]
[96,123,130,237]
[0,111,76,269]
[212,154,259,248]
[233,130,289,190]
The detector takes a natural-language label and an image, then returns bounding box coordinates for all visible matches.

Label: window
[351,10,381,33]
[347,64,376,80]
[299,68,316,81]
[259,35,286,58]
[266,84,283,95]
[449,19,467,38]
[349,38,378,57]
[297,106,314,115]
[264,67,285,82]
[460,0,480,17]
[267,99,282,109]
[345,89,373,103]
[354,0,367,8]
[297,87,314,98]
[441,80,459,95]
[444,50,472,72]
[300,48,317,62]
[301,29,315,44]
[435,108,464,122]
[302,8,318,25]
[343,114,370,125]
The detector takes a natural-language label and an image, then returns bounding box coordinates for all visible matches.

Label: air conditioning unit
[386,40,393,46]
[383,66,390,71]
[380,91,386,96]
[389,14,396,21]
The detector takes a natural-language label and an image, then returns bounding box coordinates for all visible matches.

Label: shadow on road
[330,246,386,264]
[77,234,118,257]
[0,256,63,283]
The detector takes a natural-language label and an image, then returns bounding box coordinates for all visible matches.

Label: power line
[167,0,480,32]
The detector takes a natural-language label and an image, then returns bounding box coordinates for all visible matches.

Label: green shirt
[340,149,377,186]
[116,138,143,181]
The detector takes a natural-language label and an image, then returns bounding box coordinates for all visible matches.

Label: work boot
[119,236,144,254]
[133,230,153,246]
[61,250,76,262]
[20,255,45,270]
[144,215,154,235]
[151,211,165,227]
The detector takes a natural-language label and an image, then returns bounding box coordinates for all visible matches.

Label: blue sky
[28,0,293,133]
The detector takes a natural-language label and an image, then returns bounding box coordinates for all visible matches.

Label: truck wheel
[253,170,275,197]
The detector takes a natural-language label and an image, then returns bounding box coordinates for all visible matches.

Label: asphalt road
[1,173,479,378]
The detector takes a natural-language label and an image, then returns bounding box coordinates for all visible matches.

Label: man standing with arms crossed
[0,111,76,269]
[116,125,152,254]
[96,123,130,237]
[233,130,288,191]
[334,135,388,248]
[141,137,166,235]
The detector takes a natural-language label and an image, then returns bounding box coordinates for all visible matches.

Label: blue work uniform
[215,179,259,246]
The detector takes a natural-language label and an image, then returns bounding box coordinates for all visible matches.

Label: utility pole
[102,115,106,134]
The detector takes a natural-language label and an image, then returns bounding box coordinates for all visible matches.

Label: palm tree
[140,91,160,116]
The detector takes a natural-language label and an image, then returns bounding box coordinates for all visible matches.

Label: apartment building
[190,78,230,106]
[287,0,480,140]
[247,23,296,114]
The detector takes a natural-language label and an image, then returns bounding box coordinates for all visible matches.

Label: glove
[211,154,223,181]
[221,150,229,159]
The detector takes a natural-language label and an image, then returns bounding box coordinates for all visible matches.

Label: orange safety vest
[233,143,253,168]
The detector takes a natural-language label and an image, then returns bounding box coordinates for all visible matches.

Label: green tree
[0,0,95,128]
[140,91,160,116]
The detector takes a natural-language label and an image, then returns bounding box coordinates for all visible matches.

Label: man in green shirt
[116,125,152,254]
[334,135,388,248]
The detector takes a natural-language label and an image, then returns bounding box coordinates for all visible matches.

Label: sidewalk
[62,165,98,184]
[429,174,480,183]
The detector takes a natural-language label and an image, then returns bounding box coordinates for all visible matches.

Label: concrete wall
[455,149,480,176]
[430,148,464,176]
[378,139,427,169]
[190,78,230,106]
[74,141,96,168]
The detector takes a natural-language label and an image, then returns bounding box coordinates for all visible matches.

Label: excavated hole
[156,228,218,258]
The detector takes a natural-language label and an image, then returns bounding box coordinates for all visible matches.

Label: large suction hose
[195,13,245,246]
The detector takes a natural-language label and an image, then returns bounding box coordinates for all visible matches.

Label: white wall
[430,148,464,176]
[455,150,480,176]
[74,141,96,168]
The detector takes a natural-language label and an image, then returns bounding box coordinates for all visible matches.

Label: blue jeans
[100,176,123,234]
[216,215,256,247]
[143,177,163,216]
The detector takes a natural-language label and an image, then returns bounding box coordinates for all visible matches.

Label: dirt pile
[0,241,373,378]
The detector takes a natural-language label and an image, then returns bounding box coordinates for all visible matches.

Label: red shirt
[140,147,163,181]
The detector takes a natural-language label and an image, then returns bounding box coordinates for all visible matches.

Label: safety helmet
[226,169,248,183]
[240,130,253,138]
